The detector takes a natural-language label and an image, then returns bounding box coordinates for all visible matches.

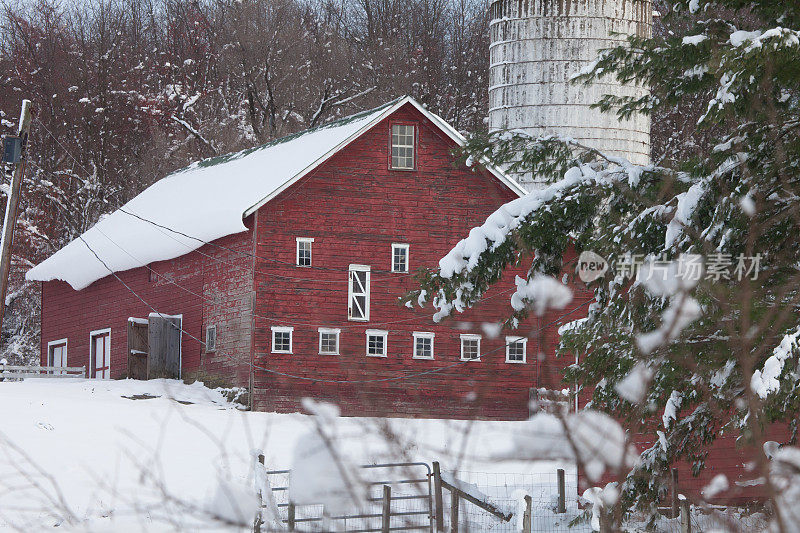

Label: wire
[91,223,516,330]
[118,206,418,279]
[78,233,592,384]
[33,115,418,279]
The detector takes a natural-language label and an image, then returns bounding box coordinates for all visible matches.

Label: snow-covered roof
[27,96,525,290]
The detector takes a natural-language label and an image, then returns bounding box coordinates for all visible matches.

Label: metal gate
[265,462,433,532]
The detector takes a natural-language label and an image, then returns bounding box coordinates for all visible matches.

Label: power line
[78,233,592,384]
[30,155,527,329]
[92,223,516,330]
[33,116,418,279]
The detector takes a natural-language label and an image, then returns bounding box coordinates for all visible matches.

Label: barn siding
[39,228,254,387]
[249,103,593,418]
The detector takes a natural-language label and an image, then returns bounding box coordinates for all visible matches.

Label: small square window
[391,124,415,169]
[366,329,388,357]
[460,334,481,361]
[506,336,527,363]
[392,243,409,273]
[296,237,313,267]
[206,325,217,352]
[412,332,434,359]
[319,328,340,355]
[271,326,293,354]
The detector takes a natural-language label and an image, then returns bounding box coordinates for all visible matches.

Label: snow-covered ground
[0,378,576,532]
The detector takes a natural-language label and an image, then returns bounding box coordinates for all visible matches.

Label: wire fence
[264,463,433,532]
[260,464,770,533]
[443,470,769,533]
[448,469,590,533]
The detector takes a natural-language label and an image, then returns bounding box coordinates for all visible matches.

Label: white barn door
[47,340,67,375]
[90,329,111,379]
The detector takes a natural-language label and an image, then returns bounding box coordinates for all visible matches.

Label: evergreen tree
[414,0,800,525]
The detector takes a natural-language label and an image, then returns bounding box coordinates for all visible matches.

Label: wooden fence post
[522,495,532,533]
[432,461,444,531]
[598,511,610,533]
[253,454,265,533]
[450,490,459,533]
[680,497,691,533]
[287,503,296,531]
[322,506,333,531]
[382,484,392,533]
[671,468,679,518]
[557,468,566,514]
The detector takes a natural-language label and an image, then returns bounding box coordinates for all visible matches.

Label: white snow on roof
[27,96,524,290]
[26,103,395,290]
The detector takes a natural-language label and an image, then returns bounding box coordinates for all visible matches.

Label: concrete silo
[489,0,652,185]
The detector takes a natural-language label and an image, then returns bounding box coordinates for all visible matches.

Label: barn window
[505,336,527,363]
[296,237,313,267]
[412,332,434,359]
[206,325,217,352]
[90,328,111,379]
[348,265,370,321]
[319,328,340,355]
[271,326,293,354]
[392,243,409,273]
[47,338,68,374]
[366,329,388,357]
[460,334,481,361]
[391,124,415,169]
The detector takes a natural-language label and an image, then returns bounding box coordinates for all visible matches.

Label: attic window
[391,124,415,169]
[296,237,313,267]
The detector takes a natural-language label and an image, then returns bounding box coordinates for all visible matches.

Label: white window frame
[296,237,314,267]
[460,334,482,361]
[390,123,415,170]
[505,336,527,364]
[271,326,294,354]
[391,243,410,273]
[366,329,388,358]
[47,338,68,374]
[206,325,217,352]
[89,328,112,379]
[348,264,371,321]
[412,332,434,360]
[318,327,341,355]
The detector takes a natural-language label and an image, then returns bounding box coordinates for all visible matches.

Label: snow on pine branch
[493,411,639,483]
[437,165,596,280]
[511,274,572,316]
[751,325,800,399]
[427,158,646,322]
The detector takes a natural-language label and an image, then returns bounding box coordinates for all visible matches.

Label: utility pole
[0,100,33,333]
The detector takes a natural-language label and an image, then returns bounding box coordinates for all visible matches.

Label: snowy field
[0,378,576,532]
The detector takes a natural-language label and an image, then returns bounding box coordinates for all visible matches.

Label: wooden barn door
[148,315,182,379]
[127,319,149,380]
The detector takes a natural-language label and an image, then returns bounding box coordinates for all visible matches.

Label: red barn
[27,96,593,419]
[25,96,775,501]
